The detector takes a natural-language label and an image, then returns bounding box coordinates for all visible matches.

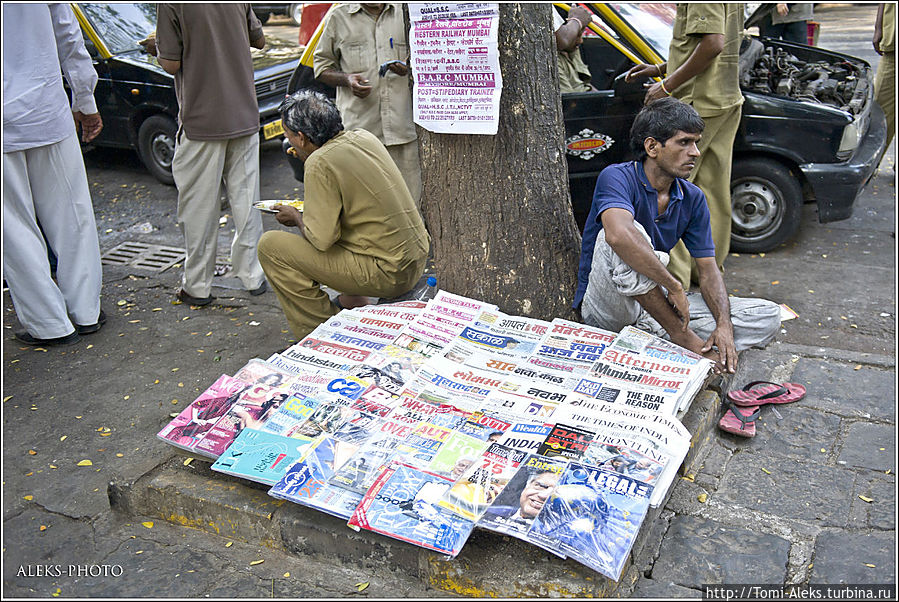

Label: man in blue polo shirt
[574,98,780,373]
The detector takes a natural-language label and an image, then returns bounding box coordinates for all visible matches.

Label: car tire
[137,114,177,186]
[289,4,303,26]
[254,10,270,25]
[729,157,803,253]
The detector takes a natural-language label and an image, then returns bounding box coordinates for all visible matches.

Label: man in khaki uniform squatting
[313,3,422,207]
[627,3,744,290]
[257,91,429,340]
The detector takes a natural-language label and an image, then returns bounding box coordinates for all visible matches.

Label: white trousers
[3,132,102,338]
[172,132,265,297]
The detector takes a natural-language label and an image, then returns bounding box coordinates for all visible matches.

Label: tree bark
[418,3,581,320]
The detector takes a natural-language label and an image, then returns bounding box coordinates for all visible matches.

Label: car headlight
[837,118,863,159]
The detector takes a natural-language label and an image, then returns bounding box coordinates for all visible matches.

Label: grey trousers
[581,223,781,351]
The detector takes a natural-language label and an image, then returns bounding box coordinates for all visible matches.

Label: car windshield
[80,3,156,56]
[607,3,675,60]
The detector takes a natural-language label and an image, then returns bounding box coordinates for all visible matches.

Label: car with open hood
[287,3,887,252]
[73,3,302,185]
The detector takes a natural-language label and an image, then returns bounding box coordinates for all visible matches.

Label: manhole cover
[101,241,185,273]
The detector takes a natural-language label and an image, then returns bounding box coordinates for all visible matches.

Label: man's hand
[776,3,789,17]
[666,284,690,333]
[642,81,669,105]
[138,33,157,56]
[73,111,103,143]
[385,61,408,76]
[568,6,592,30]
[347,73,372,98]
[274,205,304,230]
[701,325,738,374]
[625,62,664,83]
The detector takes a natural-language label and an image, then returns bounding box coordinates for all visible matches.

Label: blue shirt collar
[634,160,685,205]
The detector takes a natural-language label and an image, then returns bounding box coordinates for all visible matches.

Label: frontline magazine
[158,289,712,576]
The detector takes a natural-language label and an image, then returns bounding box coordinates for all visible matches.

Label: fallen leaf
[24,495,33,501]
[135,550,143,555]
[152,308,162,312]
[76,459,93,467]
[854,365,862,370]
[3,396,12,402]
[39,525,47,531]
[820,448,827,453]
[49,465,57,469]
[858,495,874,503]
[117,300,127,306]
[116,453,124,458]
[770,280,779,285]
[28,450,37,455]
[697,493,708,503]
[681,474,695,482]
[124,395,130,400]
[142,521,154,528]
[356,582,369,592]
[183,457,194,466]
[760,467,771,475]
[60,435,67,441]
[100,432,111,437]
[225,541,233,548]
[283,572,290,578]
[864,563,876,568]
[52,588,61,597]
[250,559,265,566]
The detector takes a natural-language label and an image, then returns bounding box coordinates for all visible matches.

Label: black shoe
[75,309,107,335]
[248,281,267,296]
[14,330,80,346]
[177,288,215,306]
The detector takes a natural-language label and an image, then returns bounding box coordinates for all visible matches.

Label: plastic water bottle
[412,276,438,301]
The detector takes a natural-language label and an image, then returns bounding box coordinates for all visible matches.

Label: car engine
[739,38,868,116]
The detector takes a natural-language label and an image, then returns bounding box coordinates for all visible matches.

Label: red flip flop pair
[718,381,808,438]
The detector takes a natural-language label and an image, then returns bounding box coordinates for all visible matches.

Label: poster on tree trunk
[409,3,501,134]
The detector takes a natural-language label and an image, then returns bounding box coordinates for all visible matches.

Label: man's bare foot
[336,294,373,309]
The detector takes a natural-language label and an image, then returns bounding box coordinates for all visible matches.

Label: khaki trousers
[874,52,895,150]
[258,230,425,340]
[386,140,422,208]
[666,104,742,290]
[172,132,265,298]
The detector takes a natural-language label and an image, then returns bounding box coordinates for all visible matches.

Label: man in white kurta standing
[154,3,268,306]
[3,3,105,346]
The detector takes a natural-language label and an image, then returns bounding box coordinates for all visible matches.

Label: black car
[561,3,887,252]
[74,3,301,185]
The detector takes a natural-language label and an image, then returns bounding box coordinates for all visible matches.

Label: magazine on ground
[157,374,250,452]
[193,385,291,458]
[210,428,315,485]
[437,442,528,521]
[268,434,365,519]
[258,393,322,437]
[478,454,567,552]
[347,461,476,557]
[527,462,653,581]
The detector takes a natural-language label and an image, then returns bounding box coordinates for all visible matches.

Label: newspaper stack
[157,291,709,581]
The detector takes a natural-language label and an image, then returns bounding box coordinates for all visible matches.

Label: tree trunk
[418,3,581,321]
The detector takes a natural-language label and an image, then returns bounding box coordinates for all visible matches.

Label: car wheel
[254,10,270,25]
[289,4,303,26]
[137,114,177,186]
[730,157,802,253]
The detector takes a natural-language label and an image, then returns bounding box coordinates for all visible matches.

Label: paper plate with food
[253,199,304,214]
